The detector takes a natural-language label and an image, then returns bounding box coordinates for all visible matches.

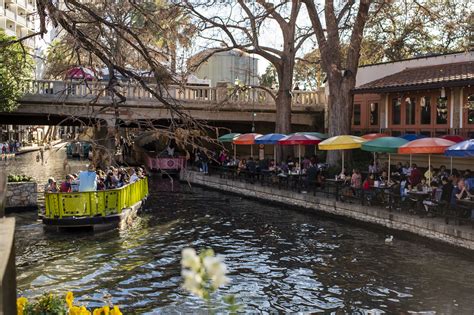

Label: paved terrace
[181,169,474,251]
[5,80,327,126]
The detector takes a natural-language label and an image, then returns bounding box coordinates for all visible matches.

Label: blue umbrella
[400,134,427,141]
[255,133,286,162]
[445,139,474,157]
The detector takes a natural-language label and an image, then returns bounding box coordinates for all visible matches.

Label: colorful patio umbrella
[444,139,474,157]
[218,133,241,160]
[218,133,241,143]
[361,137,409,182]
[318,135,367,172]
[398,138,455,182]
[65,67,96,80]
[293,132,329,139]
[400,134,427,141]
[278,134,322,173]
[233,133,262,158]
[255,133,286,162]
[441,135,465,143]
[361,133,389,140]
[441,135,465,172]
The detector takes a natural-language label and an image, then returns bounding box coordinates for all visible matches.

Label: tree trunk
[326,71,356,166]
[92,124,116,170]
[275,63,293,161]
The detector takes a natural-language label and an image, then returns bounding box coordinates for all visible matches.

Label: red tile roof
[354,61,474,94]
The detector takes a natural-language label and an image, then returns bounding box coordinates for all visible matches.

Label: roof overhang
[353,79,474,94]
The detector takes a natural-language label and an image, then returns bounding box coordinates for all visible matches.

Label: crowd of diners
[44,165,146,193]
[201,150,474,220]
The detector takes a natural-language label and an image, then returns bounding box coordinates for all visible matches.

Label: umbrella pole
[233,144,236,161]
[251,145,253,158]
[373,152,376,168]
[298,144,301,174]
[428,154,431,183]
[450,156,453,175]
[388,153,391,183]
[342,150,345,174]
[410,154,412,166]
[274,145,277,164]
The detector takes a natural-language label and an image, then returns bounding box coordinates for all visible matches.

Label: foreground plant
[17,292,122,315]
[181,248,240,313]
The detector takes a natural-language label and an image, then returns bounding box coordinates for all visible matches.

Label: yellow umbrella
[318,135,367,171]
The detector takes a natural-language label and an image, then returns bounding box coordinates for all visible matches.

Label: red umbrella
[65,67,96,80]
[278,134,321,173]
[233,133,262,158]
[441,135,465,143]
[361,133,389,140]
[398,138,455,182]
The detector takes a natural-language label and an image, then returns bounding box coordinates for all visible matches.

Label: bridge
[2,80,327,130]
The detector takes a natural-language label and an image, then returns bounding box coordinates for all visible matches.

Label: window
[436,97,448,124]
[370,103,378,125]
[353,104,361,125]
[420,96,431,124]
[405,97,416,125]
[392,98,401,125]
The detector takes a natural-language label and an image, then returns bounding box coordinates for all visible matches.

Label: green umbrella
[218,133,241,143]
[218,133,241,160]
[361,137,409,182]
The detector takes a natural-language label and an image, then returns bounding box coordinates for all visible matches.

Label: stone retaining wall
[6,182,37,209]
[181,171,474,251]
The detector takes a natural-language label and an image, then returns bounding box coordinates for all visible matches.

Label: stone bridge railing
[23,80,326,110]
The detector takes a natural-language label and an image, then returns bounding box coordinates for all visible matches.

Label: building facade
[0,0,36,48]
[352,51,474,138]
[192,49,259,87]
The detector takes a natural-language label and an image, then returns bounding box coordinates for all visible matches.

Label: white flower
[203,256,230,288]
[181,248,201,271]
[182,269,204,298]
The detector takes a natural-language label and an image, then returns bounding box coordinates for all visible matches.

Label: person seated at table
[400,175,409,201]
[362,174,375,204]
[304,163,319,189]
[268,159,276,172]
[237,158,247,175]
[368,160,379,174]
[437,165,449,180]
[409,164,422,186]
[423,181,442,214]
[59,175,73,193]
[337,167,348,181]
[395,162,404,176]
[246,157,257,174]
[402,162,412,176]
[424,165,435,181]
[381,161,389,173]
[440,177,453,204]
[378,171,389,186]
[278,161,289,175]
[416,177,430,192]
[455,179,473,200]
[286,156,294,168]
[302,156,312,171]
[258,158,268,172]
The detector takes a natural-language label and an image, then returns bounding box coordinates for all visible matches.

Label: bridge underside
[3,101,325,132]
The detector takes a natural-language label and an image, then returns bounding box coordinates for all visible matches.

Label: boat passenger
[78,164,98,192]
[44,178,58,193]
[130,168,139,183]
[59,175,73,193]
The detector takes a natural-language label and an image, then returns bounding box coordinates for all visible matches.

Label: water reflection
[8,150,474,313]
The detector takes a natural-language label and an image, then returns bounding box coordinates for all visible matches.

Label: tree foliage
[0,31,33,111]
[259,64,278,89]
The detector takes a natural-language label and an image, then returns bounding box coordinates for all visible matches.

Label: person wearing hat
[59,175,73,193]
[44,178,58,193]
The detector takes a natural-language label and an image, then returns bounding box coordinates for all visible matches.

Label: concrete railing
[24,80,326,109]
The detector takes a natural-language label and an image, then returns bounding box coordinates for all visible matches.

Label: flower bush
[17,292,122,315]
[181,248,240,313]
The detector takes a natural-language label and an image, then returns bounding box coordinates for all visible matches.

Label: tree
[259,64,278,89]
[182,1,314,138]
[303,0,373,165]
[0,31,33,111]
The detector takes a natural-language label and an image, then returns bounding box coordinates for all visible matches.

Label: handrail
[23,80,326,107]
[44,178,149,219]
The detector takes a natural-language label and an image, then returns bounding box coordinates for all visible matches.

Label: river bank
[181,170,474,252]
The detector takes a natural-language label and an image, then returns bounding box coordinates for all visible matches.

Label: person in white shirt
[129,168,139,183]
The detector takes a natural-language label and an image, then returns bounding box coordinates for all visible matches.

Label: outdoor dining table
[370,184,394,206]
[407,190,431,213]
[455,198,474,220]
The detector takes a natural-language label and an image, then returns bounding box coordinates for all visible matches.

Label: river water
[6,148,474,314]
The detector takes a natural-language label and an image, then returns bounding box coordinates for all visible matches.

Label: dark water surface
[7,149,474,314]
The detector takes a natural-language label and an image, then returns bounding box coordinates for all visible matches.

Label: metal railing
[44,178,149,219]
[24,80,326,108]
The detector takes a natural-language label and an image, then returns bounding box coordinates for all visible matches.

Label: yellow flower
[65,291,74,309]
[79,306,91,315]
[102,306,110,315]
[69,306,81,315]
[92,307,103,315]
[17,297,28,315]
[110,306,122,315]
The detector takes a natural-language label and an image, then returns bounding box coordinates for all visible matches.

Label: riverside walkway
[181,169,474,251]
